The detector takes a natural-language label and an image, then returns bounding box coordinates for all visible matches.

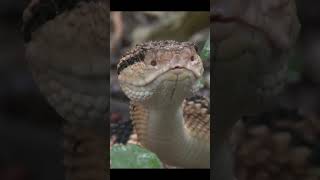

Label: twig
[111,11,124,54]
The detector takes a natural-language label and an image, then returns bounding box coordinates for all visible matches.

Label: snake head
[212,0,300,115]
[117,40,204,103]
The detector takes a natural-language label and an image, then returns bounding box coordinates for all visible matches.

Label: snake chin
[120,69,200,103]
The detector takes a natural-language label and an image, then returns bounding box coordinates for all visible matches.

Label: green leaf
[200,35,210,60]
[110,144,162,169]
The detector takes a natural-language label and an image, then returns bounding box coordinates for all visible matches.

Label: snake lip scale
[117,40,210,168]
[128,67,199,88]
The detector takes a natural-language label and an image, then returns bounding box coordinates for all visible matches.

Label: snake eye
[151,60,157,66]
[190,56,194,61]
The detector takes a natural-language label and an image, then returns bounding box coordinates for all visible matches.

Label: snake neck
[146,101,185,146]
[133,96,209,168]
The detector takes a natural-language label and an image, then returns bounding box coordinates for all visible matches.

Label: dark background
[0,1,64,180]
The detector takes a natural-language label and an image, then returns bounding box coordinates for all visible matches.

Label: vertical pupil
[191,56,194,61]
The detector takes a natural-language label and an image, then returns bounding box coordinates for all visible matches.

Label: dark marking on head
[117,51,145,75]
[117,40,198,75]
[194,44,199,53]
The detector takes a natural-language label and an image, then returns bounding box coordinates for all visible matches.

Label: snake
[23,0,108,180]
[211,0,300,179]
[116,40,210,168]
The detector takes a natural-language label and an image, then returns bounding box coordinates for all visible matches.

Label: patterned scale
[23,0,109,180]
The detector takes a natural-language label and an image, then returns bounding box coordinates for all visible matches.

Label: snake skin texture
[23,1,108,180]
[116,40,210,168]
[211,0,300,179]
[129,95,210,144]
[232,109,320,180]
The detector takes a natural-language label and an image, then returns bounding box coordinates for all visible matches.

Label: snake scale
[116,40,210,168]
[23,0,108,180]
[21,0,307,177]
[212,0,300,179]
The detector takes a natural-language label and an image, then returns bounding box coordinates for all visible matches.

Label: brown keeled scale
[183,95,210,142]
[111,95,210,149]
[23,1,108,180]
[117,40,197,74]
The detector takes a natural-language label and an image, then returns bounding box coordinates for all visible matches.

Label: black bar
[111,169,210,179]
[110,0,210,11]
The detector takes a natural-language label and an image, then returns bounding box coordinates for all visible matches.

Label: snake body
[25,1,108,131]
[117,40,210,168]
[211,0,300,179]
[24,1,108,180]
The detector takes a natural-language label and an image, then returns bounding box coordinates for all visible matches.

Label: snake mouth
[169,65,200,77]
[153,67,198,83]
[168,66,188,74]
[119,65,201,90]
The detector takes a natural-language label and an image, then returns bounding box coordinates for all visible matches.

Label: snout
[170,66,185,75]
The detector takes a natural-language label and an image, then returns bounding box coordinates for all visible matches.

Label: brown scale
[24,1,108,180]
[183,95,210,142]
[129,101,149,146]
[128,95,210,146]
[232,110,320,180]
[117,40,197,75]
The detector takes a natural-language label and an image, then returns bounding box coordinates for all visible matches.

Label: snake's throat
[130,78,210,168]
[130,99,210,168]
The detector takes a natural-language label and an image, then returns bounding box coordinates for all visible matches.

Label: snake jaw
[119,69,198,103]
[118,40,204,103]
[118,40,203,84]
